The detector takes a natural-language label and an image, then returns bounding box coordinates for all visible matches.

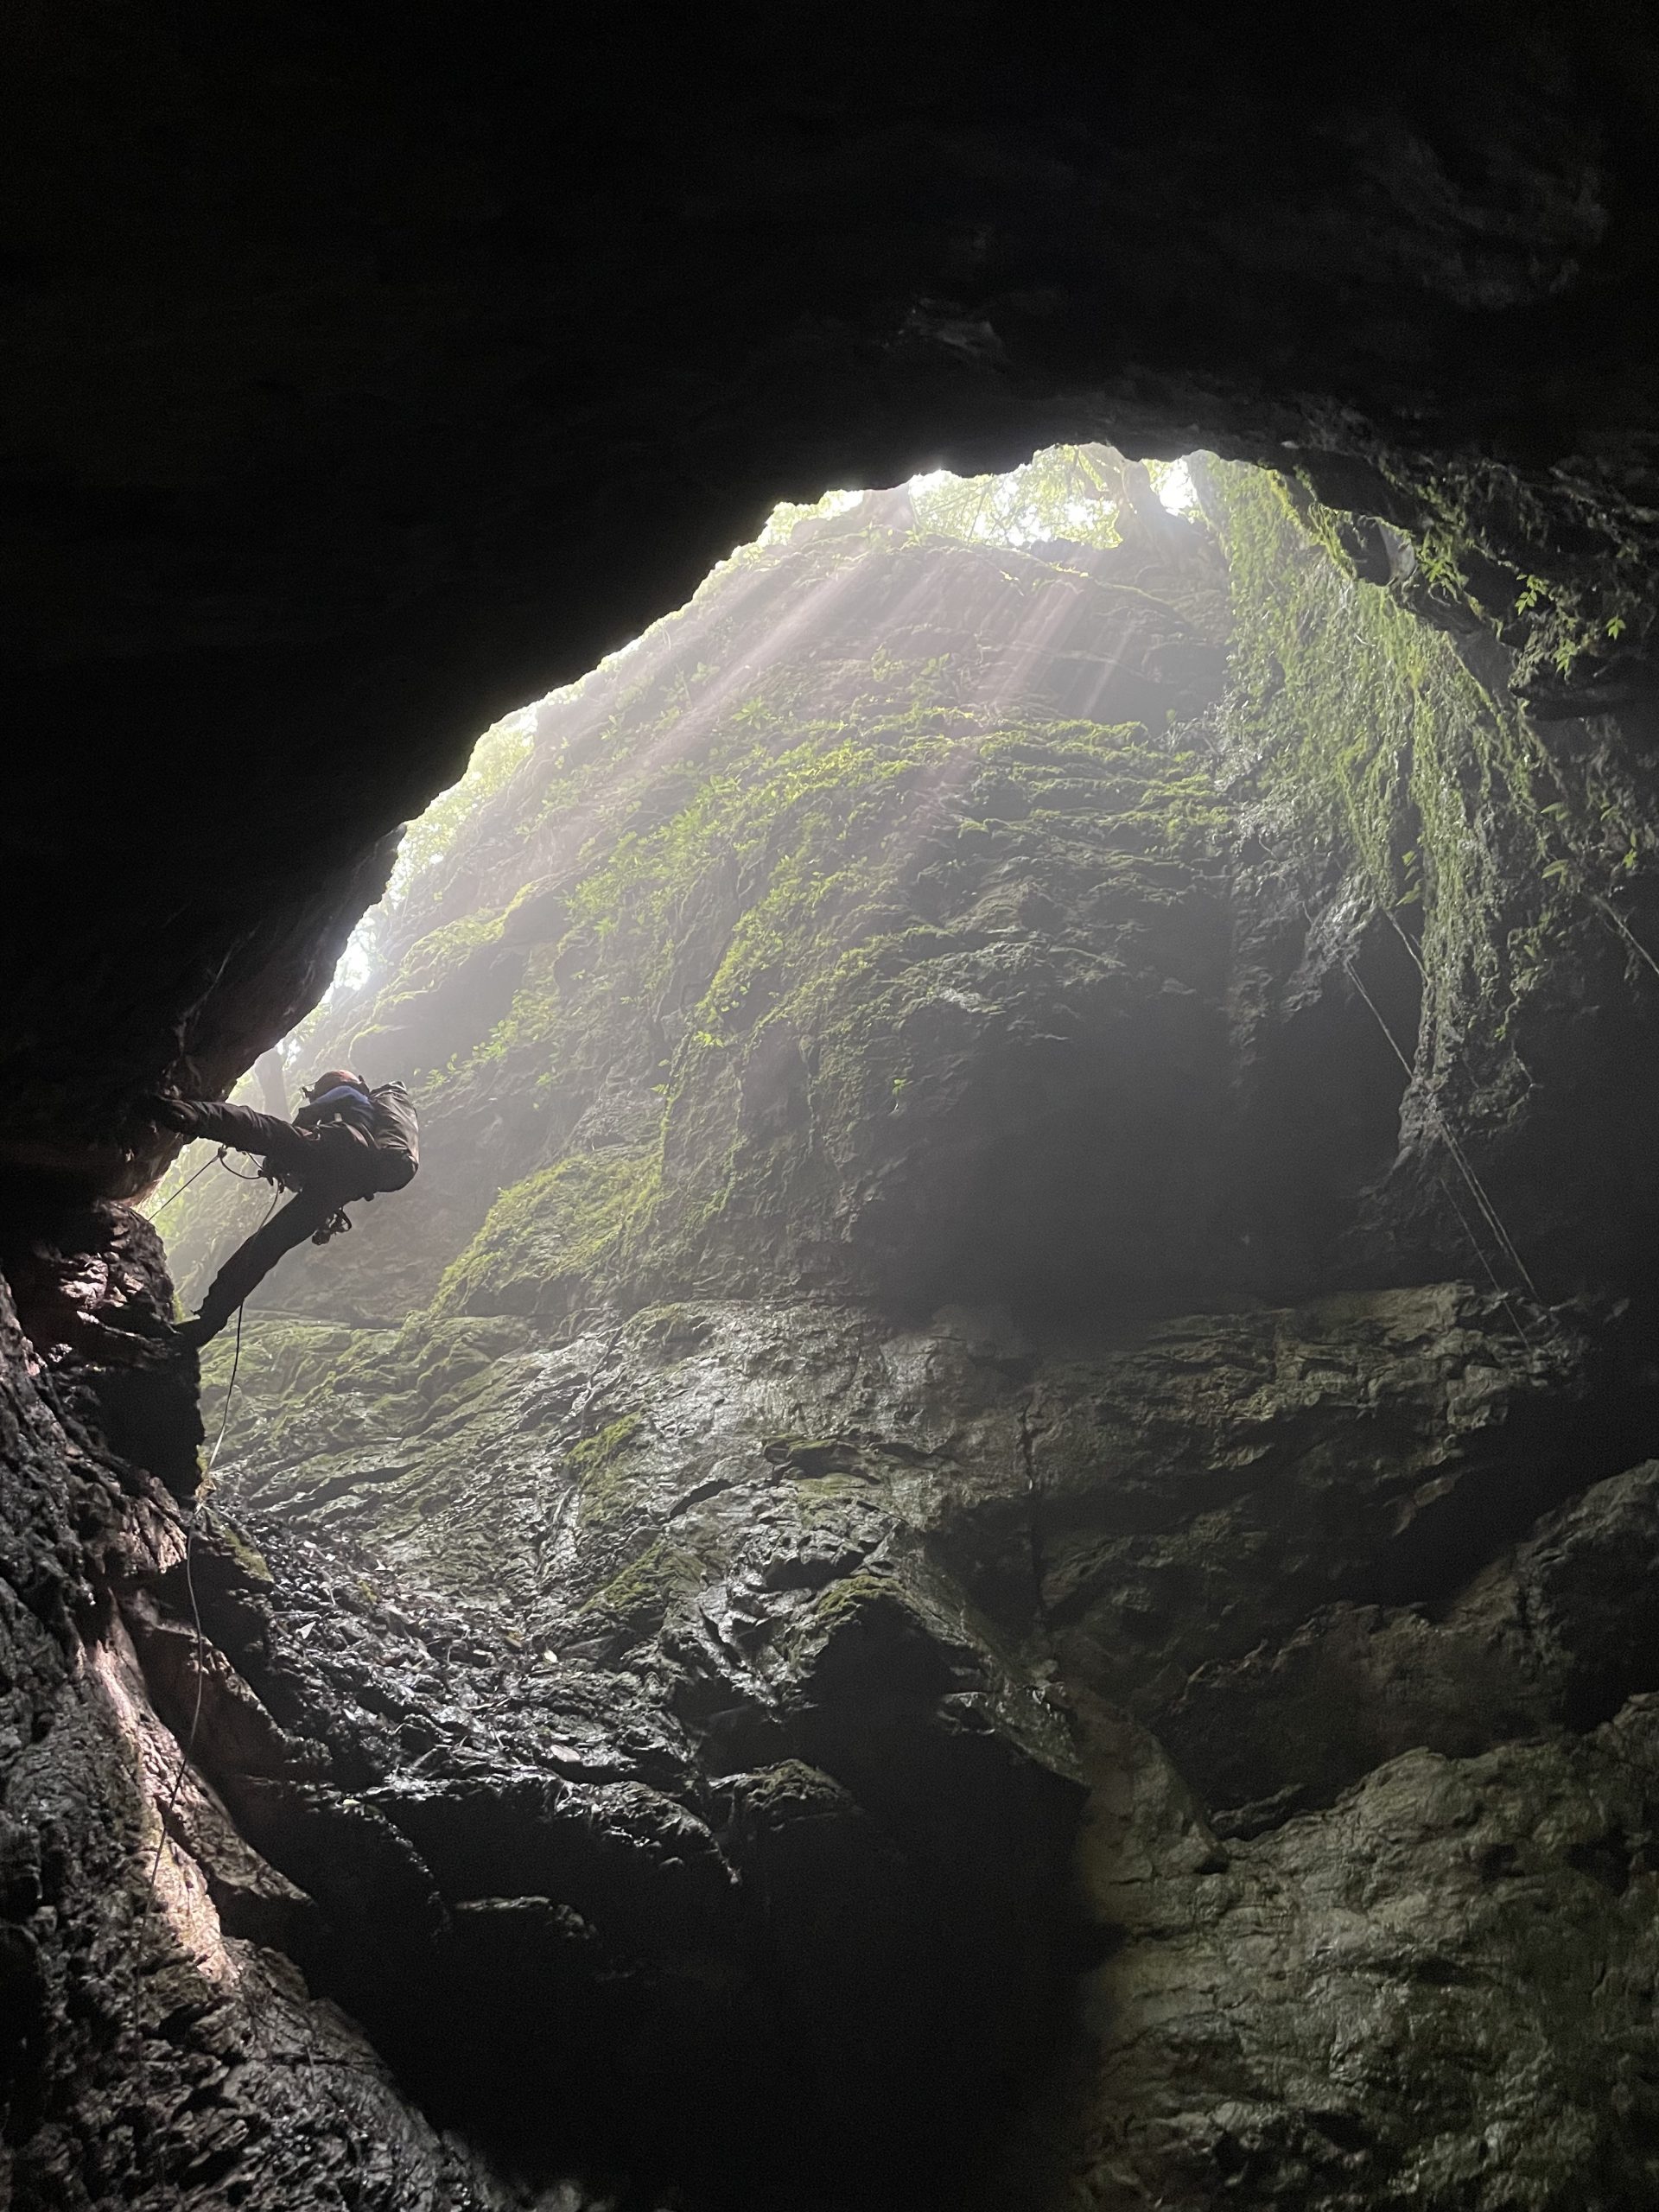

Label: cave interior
[13,11,1659,2210]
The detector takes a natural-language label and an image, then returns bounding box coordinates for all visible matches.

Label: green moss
[1208,461,1629,1072]
[201,1309,536,1468]
[433,1148,654,1317]
[423,658,1224,1303]
[570,1415,650,1539]
[393,712,536,889]
[569,1414,645,1480]
[803,1568,899,1631]
[173,521,1244,1348]
[584,1535,709,1634]
[201,1510,272,1585]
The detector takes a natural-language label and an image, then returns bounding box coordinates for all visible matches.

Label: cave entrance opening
[124,438,1637,2212]
[147,442,1465,1347]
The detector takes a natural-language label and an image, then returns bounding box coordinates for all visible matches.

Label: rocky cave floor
[12,1188,1659,2209]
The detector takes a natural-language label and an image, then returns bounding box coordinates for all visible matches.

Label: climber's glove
[143,1094,205,1135]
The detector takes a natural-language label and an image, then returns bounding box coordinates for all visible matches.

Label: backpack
[367,1080,420,1192]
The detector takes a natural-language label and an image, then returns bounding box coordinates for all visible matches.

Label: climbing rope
[149,1141,280,1217]
[1325,925,1539,1349]
[1201,752,1550,1326]
[145,1150,219,1215]
[1371,906,1546,1306]
[134,1183,272,1964]
[215,1151,276,1184]
[1192,577,1659,1344]
[1591,891,1659,988]
[1275,865,1550,1339]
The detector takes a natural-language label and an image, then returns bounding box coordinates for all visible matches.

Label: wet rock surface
[17,458,1659,2205]
[1079,1702,1659,2210]
[202,1299,1091,2200]
[186,1274,1659,2206]
[0,1211,555,2210]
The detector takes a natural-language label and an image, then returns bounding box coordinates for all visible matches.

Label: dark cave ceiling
[6,4,1659,1179]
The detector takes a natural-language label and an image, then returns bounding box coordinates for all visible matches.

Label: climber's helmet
[305,1067,368,1101]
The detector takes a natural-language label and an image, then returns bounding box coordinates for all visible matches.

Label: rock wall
[22,478,1640,2206]
[14,20,1659,2204]
[16,467,1659,2194]
[0,1205,550,2209]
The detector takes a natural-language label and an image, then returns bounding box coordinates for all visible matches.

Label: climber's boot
[169,1307,228,1351]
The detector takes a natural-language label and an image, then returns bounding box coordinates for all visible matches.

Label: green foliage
[748,487,866,550]
[1209,461,1659,1074]
[909,444,1125,549]
[1215,464,1547,1014]
[743,444,1132,560]
[391,711,537,894]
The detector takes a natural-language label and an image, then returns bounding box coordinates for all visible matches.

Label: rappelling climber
[143,1069,419,1347]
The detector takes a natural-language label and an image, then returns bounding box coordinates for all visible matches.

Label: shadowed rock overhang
[7,6,1659,1168]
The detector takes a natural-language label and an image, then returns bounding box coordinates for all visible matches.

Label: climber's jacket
[282,1079,378,1194]
[154,1080,420,1198]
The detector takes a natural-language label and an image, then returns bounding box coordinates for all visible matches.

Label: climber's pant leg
[196,1187,335,1332]
[179,1100,317,1182]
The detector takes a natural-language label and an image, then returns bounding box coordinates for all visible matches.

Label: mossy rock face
[434,1149,653,1319]
[622,720,1241,1309]
[160,505,1258,1325]
[158,463,1659,2205]
[162,461,1659,1334]
[1213,458,1659,1286]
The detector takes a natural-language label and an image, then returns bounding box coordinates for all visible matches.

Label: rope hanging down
[1330,931,1539,1351]
[1230,787,1549,1326]
[149,1141,276,1217]
[1370,906,1546,1307]
[1592,892,1659,988]
[135,1181,272,1967]
[1296,892,1547,1339]
[1206,622,1659,1332]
